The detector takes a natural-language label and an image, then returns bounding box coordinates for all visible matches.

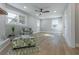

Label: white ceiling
[8,3,67,19]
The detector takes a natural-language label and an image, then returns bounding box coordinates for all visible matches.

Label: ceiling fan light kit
[35,8,50,16]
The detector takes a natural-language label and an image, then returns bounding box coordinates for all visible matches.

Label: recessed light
[54,11,56,12]
[24,6,27,9]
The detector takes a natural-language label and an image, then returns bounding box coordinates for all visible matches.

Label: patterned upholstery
[12,37,36,49]
[6,35,40,55]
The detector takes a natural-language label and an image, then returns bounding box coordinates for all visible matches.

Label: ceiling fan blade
[35,10,40,12]
[43,11,50,13]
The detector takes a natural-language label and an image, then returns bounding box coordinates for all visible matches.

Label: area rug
[6,46,39,55]
[6,36,40,55]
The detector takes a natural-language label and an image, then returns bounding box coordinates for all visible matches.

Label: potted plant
[12,26,15,33]
[11,26,15,37]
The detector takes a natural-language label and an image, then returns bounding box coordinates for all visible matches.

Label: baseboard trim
[76,43,79,47]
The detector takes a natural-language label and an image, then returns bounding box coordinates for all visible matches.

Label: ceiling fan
[35,8,50,15]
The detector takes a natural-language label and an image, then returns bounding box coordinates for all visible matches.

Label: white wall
[75,4,79,47]
[40,19,51,32]
[40,17,63,33]
[5,5,28,37]
[51,18,63,33]
[63,4,75,48]
[5,4,40,36]
[6,4,28,25]
[0,15,7,40]
[0,4,7,40]
[27,15,40,33]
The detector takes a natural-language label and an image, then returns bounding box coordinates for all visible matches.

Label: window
[52,20,58,25]
[8,12,18,23]
[37,20,40,27]
[19,15,25,24]
[52,20,59,28]
[7,12,25,24]
[8,19,12,23]
[8,12,17,18]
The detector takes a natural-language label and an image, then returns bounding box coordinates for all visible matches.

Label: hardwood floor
[33,32,79,55]
[1,32,79,55]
